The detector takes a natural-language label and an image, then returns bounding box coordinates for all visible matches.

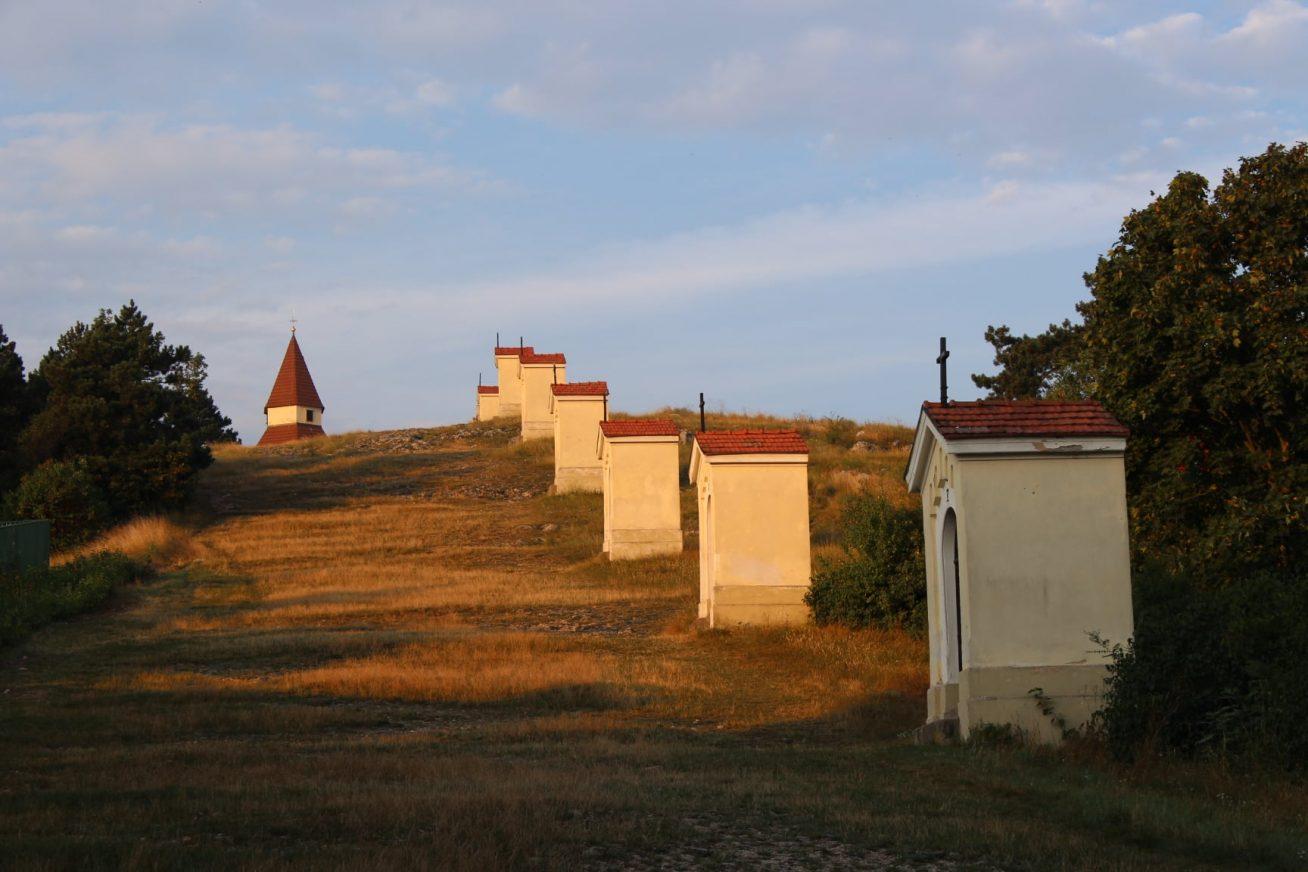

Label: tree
[20,302,235,519]
[972,320,1091,400]
[3,460,110,549]
[972,143,1308,578]
[0,325,31,494]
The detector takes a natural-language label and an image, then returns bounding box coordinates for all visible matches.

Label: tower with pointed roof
[258,330,326,446]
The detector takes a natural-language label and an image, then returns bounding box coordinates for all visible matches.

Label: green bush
[822,416,861,449]
[0,551,147,646]
[1097,566,1308,770]
[806,493,926,631]
[3,459,110,549]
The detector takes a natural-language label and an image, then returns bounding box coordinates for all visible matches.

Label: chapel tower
[258,329,326,446]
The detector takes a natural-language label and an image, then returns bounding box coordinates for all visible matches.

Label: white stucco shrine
[905,399,1135,743]
[475,384,499,422]
[690,429,811,627]
[598,419,683,560]
[493,344,531,419]
[519,351,566,441]
[549,380,608,492]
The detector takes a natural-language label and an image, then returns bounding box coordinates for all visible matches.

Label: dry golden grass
[57,515,198,568]
[4,416,1307,870]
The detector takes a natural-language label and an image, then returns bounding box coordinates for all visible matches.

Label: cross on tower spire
[290,310,298,335]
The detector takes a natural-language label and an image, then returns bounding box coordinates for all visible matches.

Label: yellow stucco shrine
[475,385,499,422]
[493,345,531,419]
[598,419,683,560]
[905,399,1135,743]
[549,381,608,492]
[690,429,811,627]
[519,351,566,441]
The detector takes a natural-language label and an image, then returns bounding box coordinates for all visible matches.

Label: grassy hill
[2,415,1305,869]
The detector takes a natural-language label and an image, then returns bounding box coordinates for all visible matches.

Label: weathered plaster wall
[267,405,322,426]
[602,436,682,559]
[696,455,811,626]
[521,365,564,440]
[552,396,604,492]
[494,354,523,417]
[476,392,500,422]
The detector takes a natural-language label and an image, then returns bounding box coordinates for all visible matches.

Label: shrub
[806,492,926,632]
[0,551,147,646]
[4,460,110,549]
[1097,566,1308,770]
[822,416,861,449]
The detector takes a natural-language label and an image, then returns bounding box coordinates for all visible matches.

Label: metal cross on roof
[936,336,950,405]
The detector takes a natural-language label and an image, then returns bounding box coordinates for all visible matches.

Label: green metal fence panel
[0,520,51,572]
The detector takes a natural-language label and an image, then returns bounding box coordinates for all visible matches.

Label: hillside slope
[2,417,1305,870]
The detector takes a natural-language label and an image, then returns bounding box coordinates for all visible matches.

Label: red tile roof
[551,380,607,396]
[601,419,680,438]
[264,335,324,411]
[521,351,566,365]
[923,400,1128,440]
[477,385,499,395]
[257,422,326,446]
[495,345,534,357]
[694,429,808,456]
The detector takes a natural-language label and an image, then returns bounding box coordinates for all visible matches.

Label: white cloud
[0,113,498,218]
[427,172,1163,317]
[414,79,456,107]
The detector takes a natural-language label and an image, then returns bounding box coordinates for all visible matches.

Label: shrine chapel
[258,331,326,446]
[904,399,1135,743]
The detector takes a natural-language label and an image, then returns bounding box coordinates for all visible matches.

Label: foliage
[821,416,862,449]
[3,460,110,549]
[971,143,1308,579]
[971,320,1092,400]
[0,551,147,646]
[20,301,236,520]
[806,491,926,631]
[1097,566,1308,770]
[0,325,33,493]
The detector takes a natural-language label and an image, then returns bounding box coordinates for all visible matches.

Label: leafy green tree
[20,302,235,519]
[972,320,1091,400]
[3,460,110,549]
[973,143,1307,578]
[0,325,32,494]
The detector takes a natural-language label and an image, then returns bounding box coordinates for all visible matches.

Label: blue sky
[1,1,1305,441]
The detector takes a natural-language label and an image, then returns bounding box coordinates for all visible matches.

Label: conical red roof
[264,334,324,411]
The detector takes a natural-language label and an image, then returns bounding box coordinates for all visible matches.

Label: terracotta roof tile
[257,422,326,446]
[600,419,680,438]
[551,380,607,396]
[264,335,324,411]
[694,429,808,456]
[923,400,1128,440]
[495,345,534,357]
[521,351,566,365]
[477,385,499,395]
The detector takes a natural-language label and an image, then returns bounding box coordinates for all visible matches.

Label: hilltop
[2,415,1304,870]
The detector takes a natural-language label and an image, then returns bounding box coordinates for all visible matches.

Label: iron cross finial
[936,337,950,404]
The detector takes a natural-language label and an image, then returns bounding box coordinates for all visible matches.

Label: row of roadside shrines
[480,340,1137,745]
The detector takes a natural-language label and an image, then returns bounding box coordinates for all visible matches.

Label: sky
[1,1,1305,441]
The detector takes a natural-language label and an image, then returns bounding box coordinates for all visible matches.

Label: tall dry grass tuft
[57,516,196,569]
